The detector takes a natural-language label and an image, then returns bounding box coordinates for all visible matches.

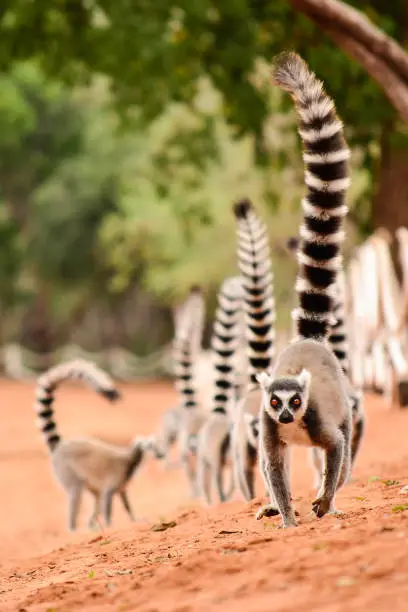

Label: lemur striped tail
[34,359,120,451]
[286,235,349,374]
[173,286,205,410]
[329,271,349,375]
[273,52,350,342]
[233,199,275,385]
[211,276,244,414]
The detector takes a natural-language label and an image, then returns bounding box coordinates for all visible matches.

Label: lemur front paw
[256,504,280,520]
[312,495,332,518]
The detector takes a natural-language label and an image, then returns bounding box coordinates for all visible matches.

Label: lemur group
[36,52,368,532]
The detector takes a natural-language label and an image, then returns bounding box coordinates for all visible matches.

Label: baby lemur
[35,359,163,531]
[196,276,243,504]
[256,51,353,528]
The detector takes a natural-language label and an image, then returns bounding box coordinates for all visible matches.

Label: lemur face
[269,388,304,423]
[256,369,311,424]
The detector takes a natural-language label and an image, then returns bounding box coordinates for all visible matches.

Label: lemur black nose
[279,410,294,424]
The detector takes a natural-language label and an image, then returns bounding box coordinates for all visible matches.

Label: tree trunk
[373,124,408,233]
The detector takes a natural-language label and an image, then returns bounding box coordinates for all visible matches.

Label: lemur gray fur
[156,403,182,469]
[286,236,365,488]
[230,198,276,501]
[173,285,207,497]
[256,51,352,528]
[35,359,164,531]
[196,276,243,504]
[156,285,206,471]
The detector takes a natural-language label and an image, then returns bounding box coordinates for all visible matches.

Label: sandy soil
[0,381,408,611]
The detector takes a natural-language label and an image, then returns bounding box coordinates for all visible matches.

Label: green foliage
[0,1,400,349]
[100,79,304,307]
[0,2,404,144]
[0,63,127,345]
[100,76,366,326]
[1,1,402,241]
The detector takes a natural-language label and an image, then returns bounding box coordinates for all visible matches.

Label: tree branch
[290,0,408,81]
[322,26,408,122]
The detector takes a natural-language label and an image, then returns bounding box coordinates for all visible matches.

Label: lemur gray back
[34,359,120,451]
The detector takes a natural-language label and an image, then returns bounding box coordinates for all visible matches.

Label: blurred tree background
[0,0,405,354]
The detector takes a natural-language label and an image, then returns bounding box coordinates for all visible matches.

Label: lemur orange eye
[271,398,278,408]
[292,398,301,406]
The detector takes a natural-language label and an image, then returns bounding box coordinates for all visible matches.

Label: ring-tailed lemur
[196,276,243,504]
[155,285,206,470]
[256,51,352,528]
[286,237,365,486]
[230,198,275,501]
[35,359,164,531]
[173,285,207,497]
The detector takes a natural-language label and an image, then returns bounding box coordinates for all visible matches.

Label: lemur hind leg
[196,454,212,505]
[312,434,346,518]
[257,444,295,528]
[120,490,136,522]
[310,447,324,492]
[67,483,83,532]
[101,487,115,527]
[183,451,199,498]
[87,492,100,530]
[351,416,365,470]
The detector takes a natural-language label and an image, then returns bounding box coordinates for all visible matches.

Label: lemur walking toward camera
[230,198,276,501]
[173,286,207,497]
[286,238,365,487]
[196,276,243,504]
[256,51,353,528]
[35,359,163,531]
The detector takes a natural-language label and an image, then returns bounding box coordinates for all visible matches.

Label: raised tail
[273,51,350,342]
[233,199,275,385]
[328,271,349,375]
[34,359,120,451]
[286,235,349,374]
[211,276,244,414]
[173,286,205,410]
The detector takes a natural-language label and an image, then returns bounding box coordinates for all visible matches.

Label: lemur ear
[255,372,272,389]
[297,369,311,390]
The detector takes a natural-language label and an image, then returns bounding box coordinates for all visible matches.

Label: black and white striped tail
[328,271,349,375]
[233,199,275,385]
[211,276,244,414]
[273,51,350,342]
[286,235,349,373]
[173,286,205,410]
[34,359,120,451]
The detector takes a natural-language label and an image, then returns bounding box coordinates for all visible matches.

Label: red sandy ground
[0,381,408,611]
